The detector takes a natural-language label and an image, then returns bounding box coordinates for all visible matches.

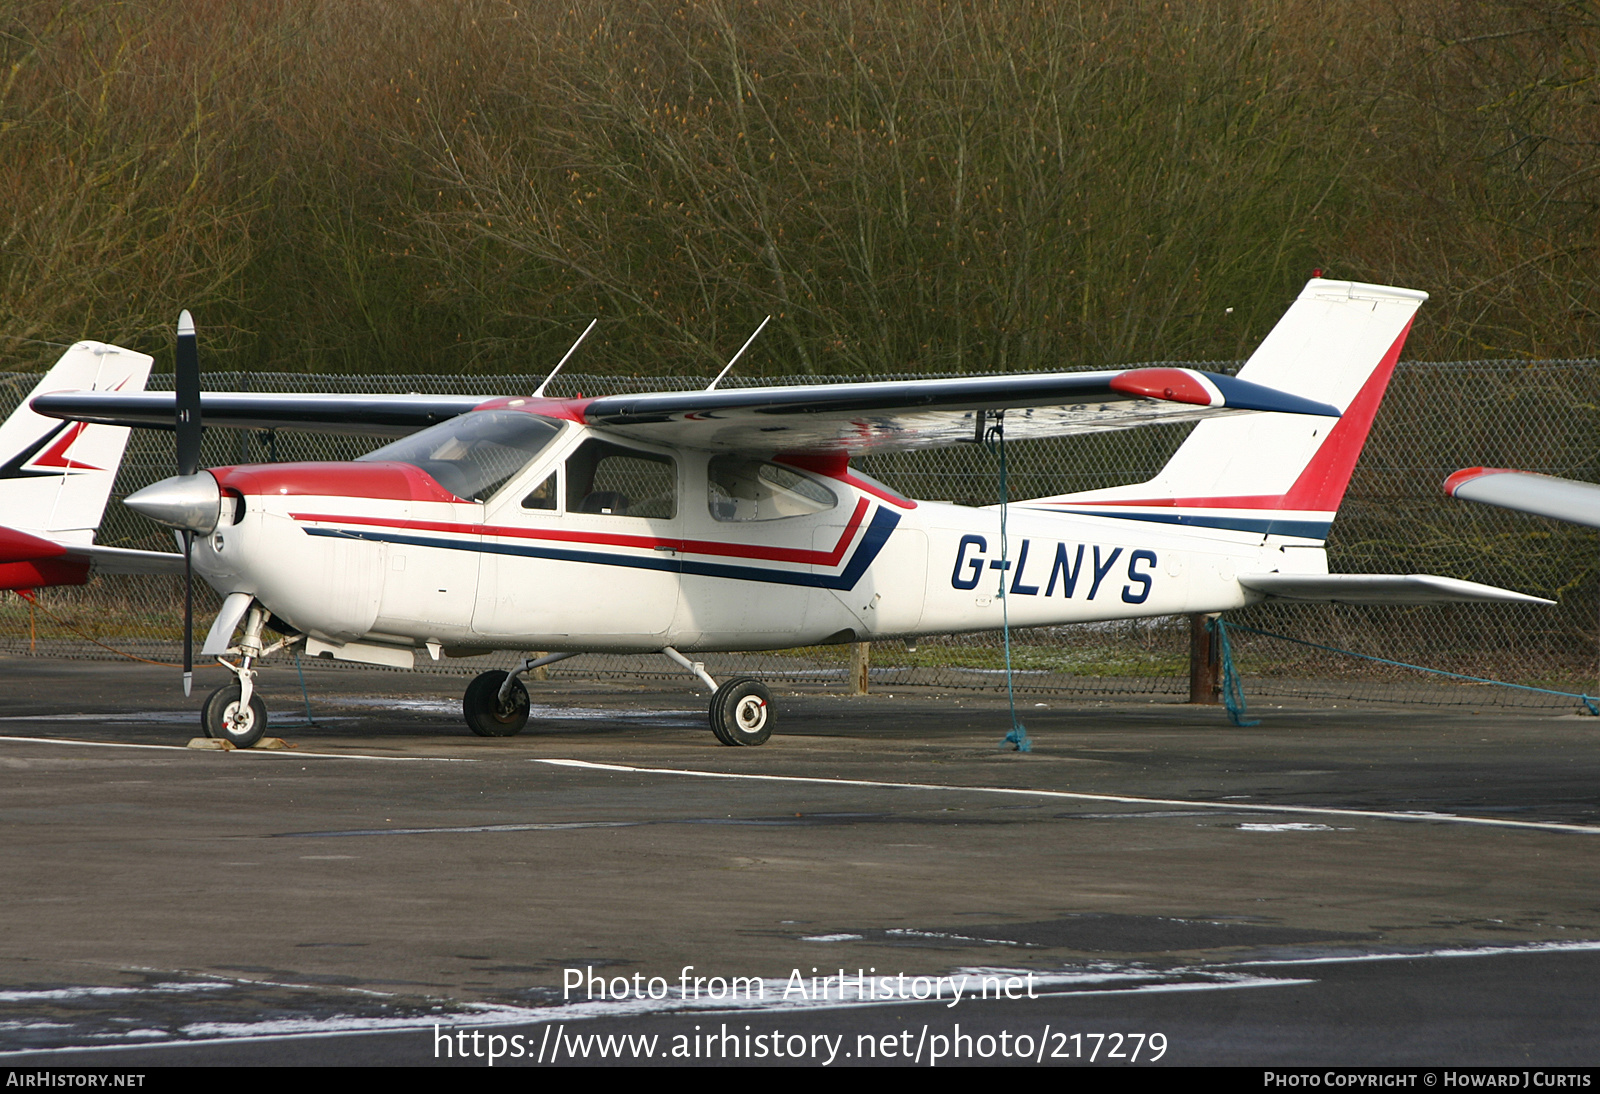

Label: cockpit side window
[521,472,558,511]
[359,411,563,502]
[565,439,677,519]
[708,457,837,521]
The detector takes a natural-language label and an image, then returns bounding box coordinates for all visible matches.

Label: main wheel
[201,684,268,748]
[463,670,530,737]
[709,677,773,746]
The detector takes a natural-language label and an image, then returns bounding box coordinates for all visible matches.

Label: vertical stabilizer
[0,342,153,544]
[1028,279,1426,542]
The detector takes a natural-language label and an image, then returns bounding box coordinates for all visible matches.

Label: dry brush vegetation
[0,0,1595,376]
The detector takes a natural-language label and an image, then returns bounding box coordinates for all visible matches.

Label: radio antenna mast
[533,318,599,398]
[706,315,771,391]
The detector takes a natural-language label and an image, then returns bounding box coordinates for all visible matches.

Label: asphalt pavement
[1,655,1597,1067]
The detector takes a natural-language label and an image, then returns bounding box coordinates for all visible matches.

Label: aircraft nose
[125,472,220,534]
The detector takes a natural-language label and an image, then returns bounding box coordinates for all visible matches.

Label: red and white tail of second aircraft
[32,277,1551,746]
[1,343,182,592]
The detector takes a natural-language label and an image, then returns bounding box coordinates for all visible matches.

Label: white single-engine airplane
[35,279,1548,747]
[1,342,183,592]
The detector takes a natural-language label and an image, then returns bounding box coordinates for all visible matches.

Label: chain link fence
[2,361,1597,709]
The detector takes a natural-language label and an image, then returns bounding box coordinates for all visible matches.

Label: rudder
[1028,278,1426,543]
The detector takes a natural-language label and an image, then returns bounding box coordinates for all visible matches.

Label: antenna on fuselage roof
[706,314,772,391]
[533,318,599,398]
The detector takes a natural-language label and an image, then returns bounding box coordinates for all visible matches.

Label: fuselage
[191,415,1320,660]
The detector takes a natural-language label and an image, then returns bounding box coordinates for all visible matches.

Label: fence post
[1189,613,1220,704]
[849,641,870,695]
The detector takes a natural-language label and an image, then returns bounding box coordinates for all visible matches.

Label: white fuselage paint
[191,425,1320,656]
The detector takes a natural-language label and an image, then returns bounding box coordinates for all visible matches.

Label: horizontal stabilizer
[1239,573,1553,605]
[1444,468,1600,529]
[73,542,187,576]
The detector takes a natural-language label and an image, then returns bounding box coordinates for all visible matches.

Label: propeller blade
[175,310,199,696]
[182,530,193,697]
[175,310,201,478]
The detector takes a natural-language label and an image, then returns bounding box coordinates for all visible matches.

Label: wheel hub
[225,702,255,734]
[735,696,767,732]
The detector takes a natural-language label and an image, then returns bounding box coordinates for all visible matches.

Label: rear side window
[565,440,677,519]
[708,457,836,521]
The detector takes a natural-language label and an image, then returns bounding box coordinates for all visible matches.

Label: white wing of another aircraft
[1444,467,1600,529]
[1,342,184,591]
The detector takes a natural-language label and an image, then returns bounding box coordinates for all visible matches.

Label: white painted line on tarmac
[1234,939,1600,967]
[0,735,476,762]
[535,758,1600,836]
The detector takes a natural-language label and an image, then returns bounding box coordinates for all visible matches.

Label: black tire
[709,677,774,746]
[201,684,268,748]
[463,670,530,737]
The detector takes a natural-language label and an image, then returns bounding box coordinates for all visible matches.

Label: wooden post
[848,641,870,695]
[1189,613,1220,704]
[531,651,549,682]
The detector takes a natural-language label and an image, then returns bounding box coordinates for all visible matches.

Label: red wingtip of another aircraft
[1443,466,1513,497]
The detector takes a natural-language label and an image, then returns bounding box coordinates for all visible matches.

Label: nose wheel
[710,677,773,746]
[202,684,269,748]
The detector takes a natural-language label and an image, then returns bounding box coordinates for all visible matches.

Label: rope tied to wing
[985,414,1032,752]
[1222,620,1600,716]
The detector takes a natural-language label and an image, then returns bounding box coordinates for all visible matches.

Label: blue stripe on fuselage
[303,507,901,591]
[1042,507,1331,540]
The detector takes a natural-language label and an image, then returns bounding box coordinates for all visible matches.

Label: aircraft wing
[1444,467,1600,529]
[30,392,487,438]
[575,368,1338,455]
[1238,573,1553,605]
[32,368,1337,453]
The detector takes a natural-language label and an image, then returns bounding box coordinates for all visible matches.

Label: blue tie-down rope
[265,649,322,729]
[1221,620,1600,715]
[986,416,1031,753]
[1206,617,1260,727]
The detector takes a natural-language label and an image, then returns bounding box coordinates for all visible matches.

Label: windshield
[359,410,563,501]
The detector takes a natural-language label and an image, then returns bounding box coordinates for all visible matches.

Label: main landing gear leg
[662,646,775,747]
[205,603,269,748]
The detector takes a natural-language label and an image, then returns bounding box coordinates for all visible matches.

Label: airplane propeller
[125,309,218,696]
[175,310,199,696]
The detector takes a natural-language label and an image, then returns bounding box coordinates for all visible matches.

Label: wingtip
[1442,466,1511,497]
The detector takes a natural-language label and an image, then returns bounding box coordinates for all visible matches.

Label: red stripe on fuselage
[288,496,873,567]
